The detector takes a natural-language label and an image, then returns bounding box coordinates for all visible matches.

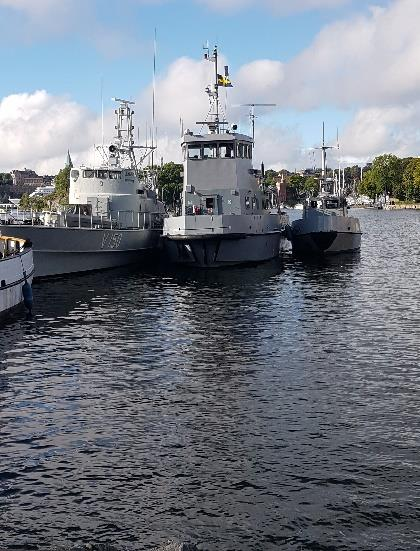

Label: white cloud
[199,0,420,114]
[2,0,420,172]
[233,60,285,105]
[253,124,306,170]
[337,103,420,163]
[136,56,218,166]
[0,90,99,173]
[275,0,420,110]
[151,57,212,131]
[142,55,305,169]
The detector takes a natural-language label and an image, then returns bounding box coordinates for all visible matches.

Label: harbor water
[1,209,419,550]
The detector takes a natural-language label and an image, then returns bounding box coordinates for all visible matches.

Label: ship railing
[109,211,164,230]
[1,207,164,231]
[0,207,37,226]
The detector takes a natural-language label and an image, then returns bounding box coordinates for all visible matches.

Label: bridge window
[188,145,202,159]
[96,170,108,179]
[203,143,217,159]
[83,169,94,178]
[220,143,234,158]
[70,169,79,180]
[109,171,121,180]
[237,142,251,158]
[325,199,339,209]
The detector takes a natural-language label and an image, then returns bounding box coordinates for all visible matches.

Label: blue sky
[0,0,418,173]
[0,0,379,107]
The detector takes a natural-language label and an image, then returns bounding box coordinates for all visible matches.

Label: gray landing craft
[287,125,362,255]
[162,45,288,267]
[0,99,165,278]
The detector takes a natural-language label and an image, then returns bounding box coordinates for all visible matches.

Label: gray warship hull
[163,213,288,267]
[288,206,362,255]
[163,232,285,267]
[0,225,161,278]
[290,230,361,255]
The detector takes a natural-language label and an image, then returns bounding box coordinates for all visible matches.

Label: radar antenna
[235,103,276,144]
[97,98,156,184]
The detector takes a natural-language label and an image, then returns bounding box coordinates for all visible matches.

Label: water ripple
[0,210,419,550]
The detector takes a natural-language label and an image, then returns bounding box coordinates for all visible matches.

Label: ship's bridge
[181,131,265,217]
[69,166,157,217]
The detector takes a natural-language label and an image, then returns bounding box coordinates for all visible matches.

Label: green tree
[31,195,49,211]
[157,162,183,208]
[303,175,319,196]
[358,170,377,198]
[19,193,31,210]
[53,165,71,206]
[370,154,403,197]
[0,173,12,185]
[402,158,420,202]
[264,169,278,188]
[288,174,305,199]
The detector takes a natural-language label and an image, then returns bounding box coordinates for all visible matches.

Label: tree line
[18,166,71,211]
[358,154,420,202]
[2,152,419,210]
[266,154,420,202]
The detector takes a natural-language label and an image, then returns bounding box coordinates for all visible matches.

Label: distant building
[275,174,287,203]
[29,185,55,198]
[11,169,42,186]
[10,169,54,187]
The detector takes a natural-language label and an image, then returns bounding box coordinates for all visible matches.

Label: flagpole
[152,28,157,170]
[214,45,219,133]
[100,77,104,148]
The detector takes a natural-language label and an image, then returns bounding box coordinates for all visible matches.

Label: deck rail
[0,208,164,230]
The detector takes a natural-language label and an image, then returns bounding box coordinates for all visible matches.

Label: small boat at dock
[0,234,34,317]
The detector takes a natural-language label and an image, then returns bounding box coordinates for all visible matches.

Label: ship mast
[237,103,276,145]
[198,44,230,134]
[106,98,156,183]
[316,122,338,193]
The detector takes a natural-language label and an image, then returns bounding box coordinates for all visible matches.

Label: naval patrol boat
[163,45,288,267]
[288,126,362,255]
[0,98,165,278]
